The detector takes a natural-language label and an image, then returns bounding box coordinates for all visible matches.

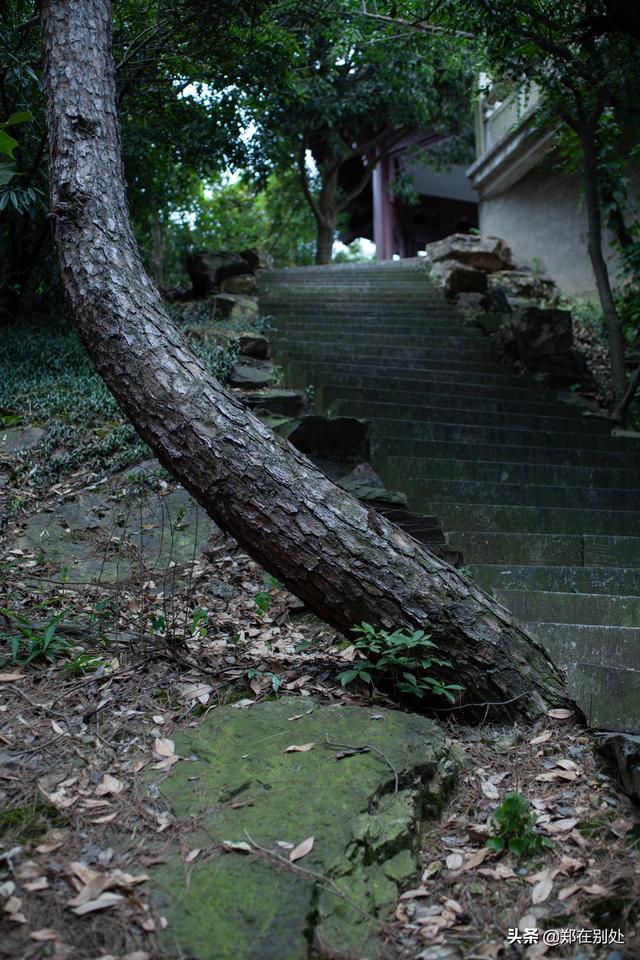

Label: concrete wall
[479,160,621,297]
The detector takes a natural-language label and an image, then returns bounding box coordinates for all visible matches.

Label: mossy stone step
[286,360,530,387]
[449,531,640,567]
[333,400,610,438]
[369,419,637,454]
[433,500,640,536]
[149,697,457,960]
[495,588,640,627]
[401,476,637,511]
[372,437,637,470]
[471,564,640,596]
[381,456,638,490]
[523,621,640,670]
[567,663,639,732]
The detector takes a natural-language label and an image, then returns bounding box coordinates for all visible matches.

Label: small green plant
[0,608,72,666]
[338,622,464,703]
[63,652,108,675]
[191,607,209,638]
[247,668,282,692]
[254,575,283,616]
[487,793,553,857]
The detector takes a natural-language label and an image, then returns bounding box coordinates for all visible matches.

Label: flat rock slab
[151,698,457,960]
[11,471,215,584]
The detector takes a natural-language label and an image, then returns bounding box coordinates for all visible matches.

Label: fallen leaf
[287,714,303,721]
[555,758,578,771]
[548,708,573,720]
[30,929,58,941]
[460,847,491,871]
[530,730,553,745]
[400,887,430,900]
[531,869,555,904]
[290,836,314,862]
[445,853,464,870]
[283,743,315,753]
[558,883,583,900]
[71,892,124,915]
[96,774,124,796]
[24,877,49,892]
[480,780,499,800]
[15,861,44,881]
[582,884,611,896]
[535,769,577,782]
[221,841,252,853]
[557,856,585,875]
[184,849,201,863]
[153,738,175,758]
[0,672,22,682]
[92,812,118,824]
[233,699,255,710]
[545,818,578,834]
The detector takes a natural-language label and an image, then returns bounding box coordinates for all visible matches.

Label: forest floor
[0,319,639,960]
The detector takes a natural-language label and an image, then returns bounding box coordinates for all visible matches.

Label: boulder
[426,233,514,272]
[281,414,369,457]
[209,293,259,325]
[240,247,274,271]
[221,273,258,296]
[488,269,559,305]
[238,333,269,359]
[186,251,251,296]
[430,260,488,299]
[229,358,274,387]
[149,697,457,960]
[237,388,308,418]
[596,732,640,803]
[454,291,490,314]
[495,307,593,386]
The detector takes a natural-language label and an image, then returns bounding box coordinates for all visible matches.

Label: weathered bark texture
[41,0,566,720]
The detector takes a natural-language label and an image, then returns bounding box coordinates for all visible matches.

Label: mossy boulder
[150,697,458,960]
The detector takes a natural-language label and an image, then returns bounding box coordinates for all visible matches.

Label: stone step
[450,531,640,567]
[495,588,640,627]
[381,456,638,490]
[433,500,640,536]
[319,378,559,406]
[278,343,501,366]
[368,418,637,454]
[323,386,585,421]
[333,399,611,437]
[371,436,637,469]
[523,621,640,670]
[285,359,534,387]
[275,326,476,341]
[269,331,492,356]
[472,564,640,596]
[565,662,639,732]
[402,476,637,511]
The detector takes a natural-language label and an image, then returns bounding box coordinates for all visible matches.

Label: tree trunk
[314,167,338,265]
[580,124,628,399]
[315,218,335,265]
[41,0,566,721]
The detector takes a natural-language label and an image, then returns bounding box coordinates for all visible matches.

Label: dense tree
[436,0,640,401]
[240,1,475,263]
[40,0,565,720]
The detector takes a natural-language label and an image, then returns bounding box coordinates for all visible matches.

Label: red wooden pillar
[372,153,395,260]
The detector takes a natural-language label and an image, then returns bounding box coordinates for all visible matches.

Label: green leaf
[3,112,33,127]
[0,130,19,160]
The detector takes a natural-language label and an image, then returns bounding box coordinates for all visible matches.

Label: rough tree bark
[41,0,566,721]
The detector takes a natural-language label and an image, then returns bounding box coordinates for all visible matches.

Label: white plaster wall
[479,162,624,297]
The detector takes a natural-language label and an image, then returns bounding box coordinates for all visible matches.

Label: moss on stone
[150,697,457,959]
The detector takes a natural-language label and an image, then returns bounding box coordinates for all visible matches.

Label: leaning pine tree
[41,0,566,720]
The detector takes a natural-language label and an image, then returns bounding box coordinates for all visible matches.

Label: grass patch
[0,801,68,843]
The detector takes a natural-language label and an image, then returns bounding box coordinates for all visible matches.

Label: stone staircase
[259,260,640,733]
